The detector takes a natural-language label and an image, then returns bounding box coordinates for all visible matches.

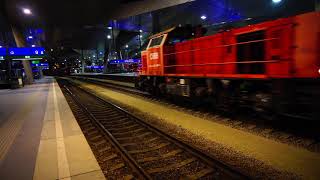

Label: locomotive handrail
[163,38,279,56]
[163,60,280,68]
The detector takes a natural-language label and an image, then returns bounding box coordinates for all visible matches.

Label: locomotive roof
[149,27,176,39]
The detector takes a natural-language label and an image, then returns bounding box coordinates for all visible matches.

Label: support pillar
[2,31,11,85]
[11,26,34,84]
[316,0,320,11]
[152,11,160,34]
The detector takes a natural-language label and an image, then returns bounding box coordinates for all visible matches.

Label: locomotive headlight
[318,68,320,75]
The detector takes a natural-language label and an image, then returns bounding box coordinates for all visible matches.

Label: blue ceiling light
[28,36,33,39]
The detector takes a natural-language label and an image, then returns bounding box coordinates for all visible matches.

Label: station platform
[0,77,104,180]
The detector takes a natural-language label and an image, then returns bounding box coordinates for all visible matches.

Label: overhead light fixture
[107,35,112,39]
[201,15,207,20]
[22,8,32,15]
[125,44,129,48]
[272,0,282,4]
[107,26,112,29]
[28,36,33,39]
[0,46,2,48]
[139,29,143,33]
[31,45,36,47]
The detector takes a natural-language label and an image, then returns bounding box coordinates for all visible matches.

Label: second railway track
[58,78,248,179]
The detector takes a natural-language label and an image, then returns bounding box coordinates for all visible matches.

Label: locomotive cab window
[148,36,164,48]
[237,30,266,74]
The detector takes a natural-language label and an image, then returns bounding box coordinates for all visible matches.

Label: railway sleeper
[128,142,170,154]
[146,158,196,174]
[116,132,152,141]
[108,124,139,131]
[112,128,145,136]
[137,149,183,163]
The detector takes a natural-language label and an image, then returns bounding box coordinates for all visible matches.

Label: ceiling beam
[112,0,195,20]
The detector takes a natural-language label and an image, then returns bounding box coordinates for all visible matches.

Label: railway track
[69,76,320,153]
[58,78,247,179]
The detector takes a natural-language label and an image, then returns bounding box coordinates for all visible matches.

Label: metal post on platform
[103,35,109,74]
[81,49,85,73]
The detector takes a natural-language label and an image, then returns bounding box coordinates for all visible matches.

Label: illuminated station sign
[0,47,45,60]
[109,59,141,64]
[0,48,6,60]
[9,47,45,60]
[8,47,45,56]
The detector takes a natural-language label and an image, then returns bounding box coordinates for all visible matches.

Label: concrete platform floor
[0,77,104,180]
[69,78,320,179]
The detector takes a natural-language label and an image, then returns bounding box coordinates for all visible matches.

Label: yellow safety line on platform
[53,82,71,180]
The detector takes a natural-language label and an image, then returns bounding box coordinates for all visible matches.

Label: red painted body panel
[141,12,320,79]
[141,51,148,75]
[143,46,164,76]
[175,41,193,74]
[293,12,320,78]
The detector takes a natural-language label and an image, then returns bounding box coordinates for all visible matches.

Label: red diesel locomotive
[137,12,320,120]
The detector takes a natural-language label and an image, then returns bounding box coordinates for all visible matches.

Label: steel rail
[63,85,152,180]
